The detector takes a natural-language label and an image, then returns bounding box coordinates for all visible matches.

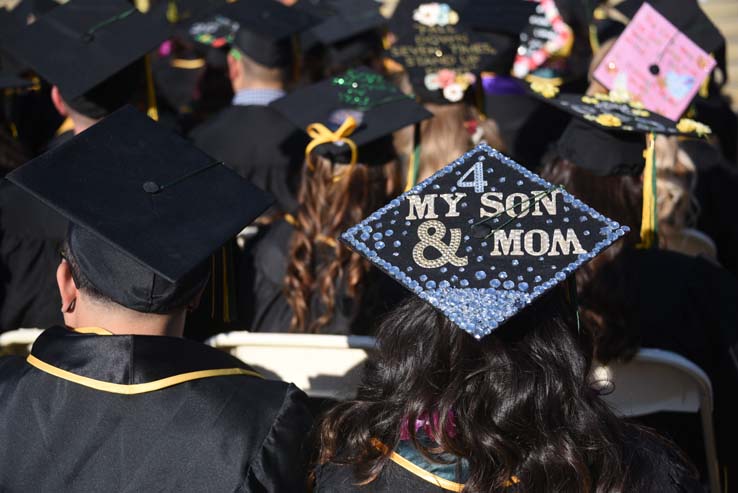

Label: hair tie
[304,116,358,175]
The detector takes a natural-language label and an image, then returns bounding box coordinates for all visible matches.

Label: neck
[66,299,187,337]
[71,113,99,135]
[232,78,284,93]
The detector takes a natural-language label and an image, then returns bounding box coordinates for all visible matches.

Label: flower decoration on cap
[188,15,239,48]
[529,79,559,99]
[513,0,573,78]
[341,143,629,339]
[676,118,712,137]
[424,69,476,102]
[412,3,459,27]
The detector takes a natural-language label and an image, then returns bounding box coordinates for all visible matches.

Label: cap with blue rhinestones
[340,143,629,339]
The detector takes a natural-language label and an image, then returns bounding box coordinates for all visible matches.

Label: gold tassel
[144,54,159,121]
[166,0,179,23]
[638,132,658,248]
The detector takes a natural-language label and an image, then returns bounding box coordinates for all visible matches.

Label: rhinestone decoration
[341,143,629,340]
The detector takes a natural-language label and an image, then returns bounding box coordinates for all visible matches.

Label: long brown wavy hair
[284,152,403,333]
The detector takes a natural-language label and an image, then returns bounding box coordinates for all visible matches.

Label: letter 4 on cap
[341,143,629,339]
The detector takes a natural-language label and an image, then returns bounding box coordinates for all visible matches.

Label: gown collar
[27,326,261,394]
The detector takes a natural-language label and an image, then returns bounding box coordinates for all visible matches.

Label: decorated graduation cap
[460,0,537,37]
[1,0,168,117]
[532,88,710,247]
[7,106,273,313]
[271,67,432,166]
[512,0,574,79]
[342,143,628,339]
[591,1,722,121]
[387,0,515,104]
[187,0,317,68]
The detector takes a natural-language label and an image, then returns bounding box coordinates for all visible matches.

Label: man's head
[226,48,286,92]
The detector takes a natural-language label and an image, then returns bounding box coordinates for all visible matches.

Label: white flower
[424,73,441,90]
[443,83,464,102]
[413,3,440,26]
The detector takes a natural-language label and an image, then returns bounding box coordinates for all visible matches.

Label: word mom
[406,192,587,257]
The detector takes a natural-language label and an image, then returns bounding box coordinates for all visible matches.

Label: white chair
[0,328,43,355]
[595,348,721,493]
[206,332,375,400]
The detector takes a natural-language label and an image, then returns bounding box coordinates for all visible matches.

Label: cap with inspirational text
[341,143,628,339]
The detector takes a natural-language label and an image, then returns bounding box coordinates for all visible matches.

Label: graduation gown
[240,219,408,335]
[0,179,66,331]
[583,247,738,479]
[190,104,308,213]
[314,427,700,492]
[0,326,314,491]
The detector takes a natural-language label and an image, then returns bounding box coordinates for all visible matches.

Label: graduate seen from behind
[241,68,431,334]
[188,0,315,214]
[314,144,701,491]
[0,107,313,492]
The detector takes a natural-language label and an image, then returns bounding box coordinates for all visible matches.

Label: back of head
[285,152,402,333]
[317,285,686,492]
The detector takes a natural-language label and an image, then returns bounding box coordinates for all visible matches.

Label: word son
[406,191,586,257]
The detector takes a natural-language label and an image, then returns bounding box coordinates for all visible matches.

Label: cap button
[81,32,95,44]
[648,64,660,75]
[142,181,161,193]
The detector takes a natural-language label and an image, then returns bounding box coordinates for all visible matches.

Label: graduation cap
[591,1,721,121]
[271,67,432,165]
[0,0,169,104]
[297,0,386,47]
[341,142,628,339]
[512,0,574,78]
[460,0,538,37]
[187,0,318,68]
[534,88,710,247]
[387,0,517,104]
[7,106,273,313]
[594,0,724,55]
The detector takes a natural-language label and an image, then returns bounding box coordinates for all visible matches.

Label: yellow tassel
[166,0,179,23]
[133,0,149,13]
[638,132,658,248]
[144,54,159,121]
[588,24,600,54]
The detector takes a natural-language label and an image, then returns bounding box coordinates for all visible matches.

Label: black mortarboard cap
[387,0,517,104]
[7,106,273,313]
[187,0,318,68]
[270,67,432,163]
[532,90,709,175]
[341,143,628,339]
[297,0,386,48]
[1,0,169,101]
[460,0,538,36]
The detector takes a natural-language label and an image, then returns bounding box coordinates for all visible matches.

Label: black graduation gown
[240,219,408,335]
[0,179,66,331]
[314,428,700,492]
[679,139,738,277]
[584,248,738,479]
[0,326,314,491]
[189,104,308,213]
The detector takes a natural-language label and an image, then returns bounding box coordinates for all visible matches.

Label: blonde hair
[655,136,698,231]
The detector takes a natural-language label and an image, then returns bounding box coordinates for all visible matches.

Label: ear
[50,85,69,117]
[187,284,207,312]
[56,259,79,314]
[227,52,243,84]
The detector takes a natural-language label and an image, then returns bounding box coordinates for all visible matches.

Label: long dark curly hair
[316,283,694,492]
[284,152,403,333]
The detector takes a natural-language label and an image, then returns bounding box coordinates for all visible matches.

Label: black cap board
[297,0,386,48]
[270,67,432,163]
[187,0,318,68]
[531,90,710,175]
[7,106,273,312]
[1,0,170,101]
[341,142,629,339]
[460,0,538,36]
[387,0,517,104]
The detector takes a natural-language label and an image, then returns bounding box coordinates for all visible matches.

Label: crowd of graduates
[0,0,737,491]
